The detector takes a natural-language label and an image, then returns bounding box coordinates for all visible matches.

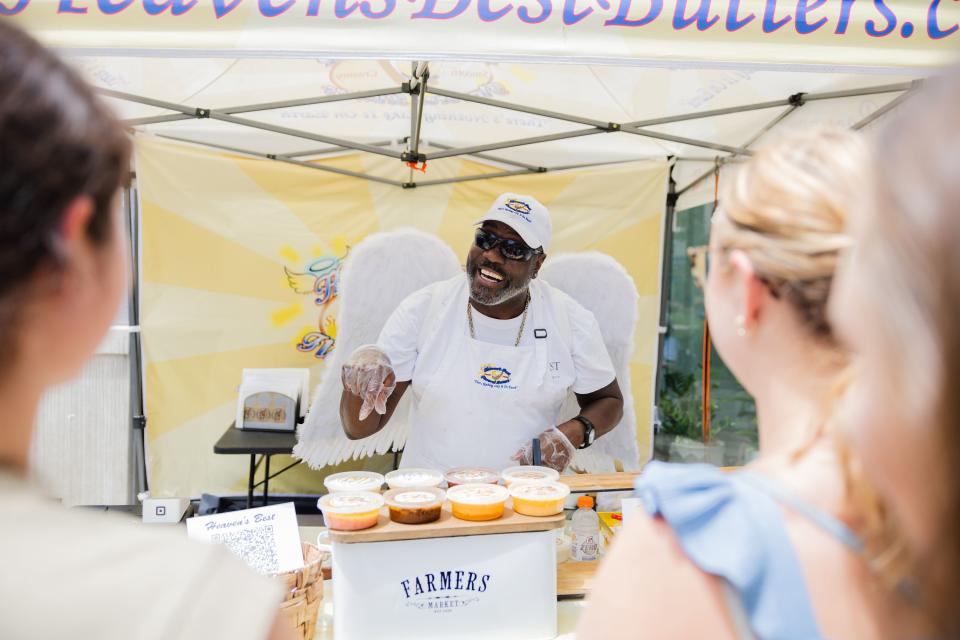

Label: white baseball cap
[476,193,553,252]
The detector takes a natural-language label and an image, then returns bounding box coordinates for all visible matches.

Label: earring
[736,315,747,337]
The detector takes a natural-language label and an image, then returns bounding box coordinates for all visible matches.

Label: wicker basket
[276,542,326,640]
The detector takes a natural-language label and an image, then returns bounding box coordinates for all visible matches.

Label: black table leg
[263,454,271,507]
[247,454,255,509]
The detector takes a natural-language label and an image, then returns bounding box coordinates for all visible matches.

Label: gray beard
[466,271,528,306]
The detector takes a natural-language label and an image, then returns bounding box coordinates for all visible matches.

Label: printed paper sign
[187,502,304,575]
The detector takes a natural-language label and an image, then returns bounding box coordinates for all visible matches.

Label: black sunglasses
[474,228,542,262]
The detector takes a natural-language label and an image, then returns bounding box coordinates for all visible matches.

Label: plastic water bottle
[571,495,600,562]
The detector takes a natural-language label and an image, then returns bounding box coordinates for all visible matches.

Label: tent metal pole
[427,86,614,130]
[623,127,753,156]
[219,87,404,114]
[407,62,428,162]
[414,167,539,187]
[625,82,913,129]
[852,87,917,130]
[545,157,665,171]
[125,185,148,502]
[208,111,403,159]
[676,103,801,197]
[293,140,399,157]
[626,98,793,128]
[105,87,404,117]
[424,141,543,171]
[286,139,400,158]
[273,155,404,186]
[99,88,197,115]
[742,104,800,148]
[124,113,195,127]
[154,134,404,186]
[425,128,605,160]
[652,171,678,415]
[803,82,914,102]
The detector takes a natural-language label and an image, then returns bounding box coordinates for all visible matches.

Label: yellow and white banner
[136,136,667,497]
[9,0,959,70]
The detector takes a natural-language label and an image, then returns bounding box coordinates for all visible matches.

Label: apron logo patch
[476,364,517,389]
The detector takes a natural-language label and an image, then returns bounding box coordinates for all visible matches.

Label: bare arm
[340,379,410,440]
[557,378,624,447]
[577,511,737,640]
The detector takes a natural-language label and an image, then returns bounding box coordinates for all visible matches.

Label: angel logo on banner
[284,249,348,359]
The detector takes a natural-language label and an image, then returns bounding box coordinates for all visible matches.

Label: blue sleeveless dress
[635,461,864,640]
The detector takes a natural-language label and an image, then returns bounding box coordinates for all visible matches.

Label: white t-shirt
[378,278,616,395]
[0,469,284,640]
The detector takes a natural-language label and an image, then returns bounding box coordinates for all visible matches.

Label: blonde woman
[830,70,960,637]
[577,129,927,639]
[0,23,294,640]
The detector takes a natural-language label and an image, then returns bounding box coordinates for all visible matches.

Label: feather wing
[294,229,461,469]
[541,253,643,472]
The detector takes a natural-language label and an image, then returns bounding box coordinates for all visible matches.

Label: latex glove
[341,345,397,421]
[511,427,576,472]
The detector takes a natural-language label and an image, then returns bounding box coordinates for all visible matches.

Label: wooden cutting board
[557,560,600,597]
[328,504,564,543]
[559,472,639,492]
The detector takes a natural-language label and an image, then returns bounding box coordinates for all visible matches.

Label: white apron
[399,277,575,470]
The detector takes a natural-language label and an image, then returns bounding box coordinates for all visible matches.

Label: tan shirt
[0,469,284,640]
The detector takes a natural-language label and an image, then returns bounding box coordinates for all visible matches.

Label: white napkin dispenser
[237,368,309,432]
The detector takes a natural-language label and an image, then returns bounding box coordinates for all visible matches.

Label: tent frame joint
[788,92,806,107]
[194,107,211,119]
[401,151,427,163]
[403,81,424,96]
[402,182,417,189]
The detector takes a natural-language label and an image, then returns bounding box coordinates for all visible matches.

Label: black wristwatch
[573,415,596,449]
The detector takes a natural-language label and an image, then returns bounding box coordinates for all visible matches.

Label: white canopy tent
[12,0,954,500]
[76,58,918,204]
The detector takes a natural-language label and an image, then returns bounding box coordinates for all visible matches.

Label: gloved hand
[511,427,576,472]
[341,345,397,421]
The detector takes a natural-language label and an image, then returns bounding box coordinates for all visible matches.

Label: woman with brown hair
[577,127,928,639]
[829,70,960,637]
[0,22,293,640]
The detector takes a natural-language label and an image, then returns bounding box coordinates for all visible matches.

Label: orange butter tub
[501,465,560,487]
[317,491,384,531]
[445,483,510,521]
[509,482,571,517]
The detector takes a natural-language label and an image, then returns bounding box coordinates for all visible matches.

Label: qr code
[211,524,279,575]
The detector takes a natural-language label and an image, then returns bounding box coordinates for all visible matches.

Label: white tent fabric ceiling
[74,56,920,207]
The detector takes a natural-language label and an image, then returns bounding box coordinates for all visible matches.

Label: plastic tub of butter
[446,483,510,521]
[385,468,444,490]
[384,487,445,524]
[510,481,571,517]
[323,470,385,494]
[501,465,560,487]
[443,467,500,488]
[317,491,384,531]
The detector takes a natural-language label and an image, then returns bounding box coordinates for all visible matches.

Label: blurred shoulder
[577,510,736,640]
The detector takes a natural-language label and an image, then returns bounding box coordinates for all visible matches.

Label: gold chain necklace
[467,294,530,348]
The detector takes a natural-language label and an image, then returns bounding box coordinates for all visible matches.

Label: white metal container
[323,527,558,639]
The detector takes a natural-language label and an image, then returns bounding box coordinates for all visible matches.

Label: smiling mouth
[477,267,505,285]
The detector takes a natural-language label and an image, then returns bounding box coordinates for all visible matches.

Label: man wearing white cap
[339,193,624,472]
